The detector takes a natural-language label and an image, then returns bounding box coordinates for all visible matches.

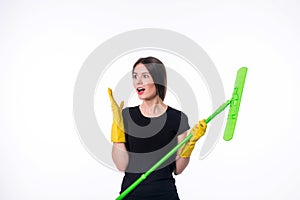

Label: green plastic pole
[116,101,231,200]
[205,100,231,123]
[223,67,248,141]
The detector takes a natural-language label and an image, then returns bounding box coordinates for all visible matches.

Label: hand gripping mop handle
[115,67,247,200]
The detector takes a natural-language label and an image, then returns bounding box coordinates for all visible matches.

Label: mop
[116,67,248,200]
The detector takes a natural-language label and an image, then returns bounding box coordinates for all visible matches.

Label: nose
[136,75,143,85]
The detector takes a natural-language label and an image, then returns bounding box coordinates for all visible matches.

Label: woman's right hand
[108,88,125,143]
[180,119,207,158]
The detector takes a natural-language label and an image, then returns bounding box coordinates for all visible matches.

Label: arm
[174,131,190,175]
[174,119,207,175]
[112,142,129,172]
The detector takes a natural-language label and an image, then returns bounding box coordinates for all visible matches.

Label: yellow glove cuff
[180,142,196,158]
[111,122,125,143]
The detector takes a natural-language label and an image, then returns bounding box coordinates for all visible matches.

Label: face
[132,63,157,100]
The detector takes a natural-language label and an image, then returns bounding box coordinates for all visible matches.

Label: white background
[1,0,300,199]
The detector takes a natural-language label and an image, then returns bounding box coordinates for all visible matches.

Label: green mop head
[223,67,248,141]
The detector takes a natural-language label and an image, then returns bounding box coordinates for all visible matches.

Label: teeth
[137,87,145,92]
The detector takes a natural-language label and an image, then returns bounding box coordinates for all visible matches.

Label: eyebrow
[132,72,150,75]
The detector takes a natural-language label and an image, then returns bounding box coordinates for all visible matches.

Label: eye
[132,74,138,79]
[143,74,150,78]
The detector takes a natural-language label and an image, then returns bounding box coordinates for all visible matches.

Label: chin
[137,95,147,100]
[140,94,158,101]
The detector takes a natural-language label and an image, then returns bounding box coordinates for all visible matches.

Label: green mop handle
[115,100,231,200]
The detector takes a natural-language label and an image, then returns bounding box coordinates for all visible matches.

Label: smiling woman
[108,56,207,200]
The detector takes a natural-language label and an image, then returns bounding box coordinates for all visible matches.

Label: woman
[108,56,207,199]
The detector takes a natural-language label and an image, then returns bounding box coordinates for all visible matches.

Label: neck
[140,96,167,117]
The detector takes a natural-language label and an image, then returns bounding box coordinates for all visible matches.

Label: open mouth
[137,87,145,95]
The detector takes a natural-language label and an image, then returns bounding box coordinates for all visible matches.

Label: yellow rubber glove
[180,119,207,158]
[108,88,125,143]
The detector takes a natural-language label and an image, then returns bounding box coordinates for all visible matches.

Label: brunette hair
[133,57,167,100]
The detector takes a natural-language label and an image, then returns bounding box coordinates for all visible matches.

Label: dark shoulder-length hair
[132,56,167,101]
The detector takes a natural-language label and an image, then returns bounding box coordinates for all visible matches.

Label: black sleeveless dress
[120,106,190,200]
